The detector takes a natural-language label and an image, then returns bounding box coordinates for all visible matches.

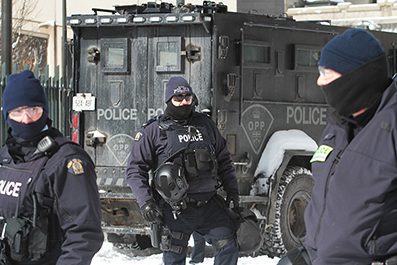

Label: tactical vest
[0,136,73,262]
[157,115,219,195]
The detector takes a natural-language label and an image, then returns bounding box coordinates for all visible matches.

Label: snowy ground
[91,240,280,265]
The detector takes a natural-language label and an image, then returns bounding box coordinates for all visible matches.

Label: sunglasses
[172,94,193,102]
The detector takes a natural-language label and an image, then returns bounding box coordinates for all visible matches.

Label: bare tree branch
[1,0,46,75]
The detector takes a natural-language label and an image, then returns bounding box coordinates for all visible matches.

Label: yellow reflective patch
[67,158,85,175]
[310,145,333,163]
[134,132,143,141]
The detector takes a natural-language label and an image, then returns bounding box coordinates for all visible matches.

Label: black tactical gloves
[141,199,163,224]
[226,190,240,211]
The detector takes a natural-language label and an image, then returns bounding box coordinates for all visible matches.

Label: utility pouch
[5,218,31,262]
[184,150,198,178]
[194,147,212,171]
[196,146,218,174]
[184,146,218,178]
[28,216,48,261]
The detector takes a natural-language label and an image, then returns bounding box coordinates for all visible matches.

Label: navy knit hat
[319,29,385,75]
[3,70,49,119]
[165,76,194,103]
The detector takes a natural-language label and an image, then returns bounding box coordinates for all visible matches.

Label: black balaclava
[318,29,390,118]
[321,55,390,117]
[165,101,194,125]
[164,76,196,124]
[7,111,49,139]
[2,70,50,140]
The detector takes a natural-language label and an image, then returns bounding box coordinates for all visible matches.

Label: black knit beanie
[164,76,195,103]
[3,70,49,119]
[319,29,385,74]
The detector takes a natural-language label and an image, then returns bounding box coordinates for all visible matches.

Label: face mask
[7,111,48,139]
[165,101,194,122]
[321,55,389,117]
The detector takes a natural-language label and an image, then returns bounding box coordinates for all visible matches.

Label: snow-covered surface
[91,240,280,265]
[251,130,318,195]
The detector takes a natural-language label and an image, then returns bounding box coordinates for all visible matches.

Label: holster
[159,227,190,254]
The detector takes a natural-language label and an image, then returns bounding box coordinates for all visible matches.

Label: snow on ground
[91,240,280,265]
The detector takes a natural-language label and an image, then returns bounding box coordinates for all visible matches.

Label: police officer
[0,70,103,265]
[126,76,239,265]
[278,29,397,265]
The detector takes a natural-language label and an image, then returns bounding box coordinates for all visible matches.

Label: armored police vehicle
[66,1,397,258]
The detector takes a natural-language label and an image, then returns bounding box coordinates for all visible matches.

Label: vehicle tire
[108,233,151,250]
[259,166,314,258]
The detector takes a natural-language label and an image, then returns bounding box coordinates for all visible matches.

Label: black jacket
[304,81,397,264]
[0,124,103,265]
[126,112,239,208]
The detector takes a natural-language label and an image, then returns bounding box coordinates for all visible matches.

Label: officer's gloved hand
[226,190,240,212]
[140,199,163,224]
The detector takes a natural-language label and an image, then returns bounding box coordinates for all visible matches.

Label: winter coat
[0,124,104,265]
[304,81,397,264]
[126,112,238,208]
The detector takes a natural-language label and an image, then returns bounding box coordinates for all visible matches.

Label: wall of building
[287,0,397,32]
[237,0,285,15]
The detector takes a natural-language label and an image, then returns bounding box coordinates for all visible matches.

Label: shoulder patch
[0,157,11,165]
[380,121,391,132]
[310,145,333,163]
[67,158,85,175]
[134,131,144,141]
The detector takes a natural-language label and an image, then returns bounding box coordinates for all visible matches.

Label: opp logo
[106,134,134,165]
[241,104,274,154]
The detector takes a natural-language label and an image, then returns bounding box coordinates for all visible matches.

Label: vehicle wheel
[259,166,314,258]
[108,233,151,250]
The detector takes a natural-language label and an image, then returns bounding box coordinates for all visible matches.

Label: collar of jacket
[6,119,53,163]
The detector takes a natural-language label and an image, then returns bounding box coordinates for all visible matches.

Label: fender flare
[252,129,318,224]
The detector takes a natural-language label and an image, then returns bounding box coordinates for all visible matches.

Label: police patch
[310,145,333,163]
[174,85,191,94]
[134,132,143,141]
[67,158,85,175]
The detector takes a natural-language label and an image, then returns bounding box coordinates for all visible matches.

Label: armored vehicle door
[76,20,211,191]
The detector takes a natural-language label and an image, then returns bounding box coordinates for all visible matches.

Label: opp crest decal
[105,134,134,165]
[241,104,274,154]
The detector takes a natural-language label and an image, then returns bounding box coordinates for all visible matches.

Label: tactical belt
[372,256,397,265]
[185,197,211,207]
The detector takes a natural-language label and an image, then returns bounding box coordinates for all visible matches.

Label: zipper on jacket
[314,149,344,244]
[0,164,32,173]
